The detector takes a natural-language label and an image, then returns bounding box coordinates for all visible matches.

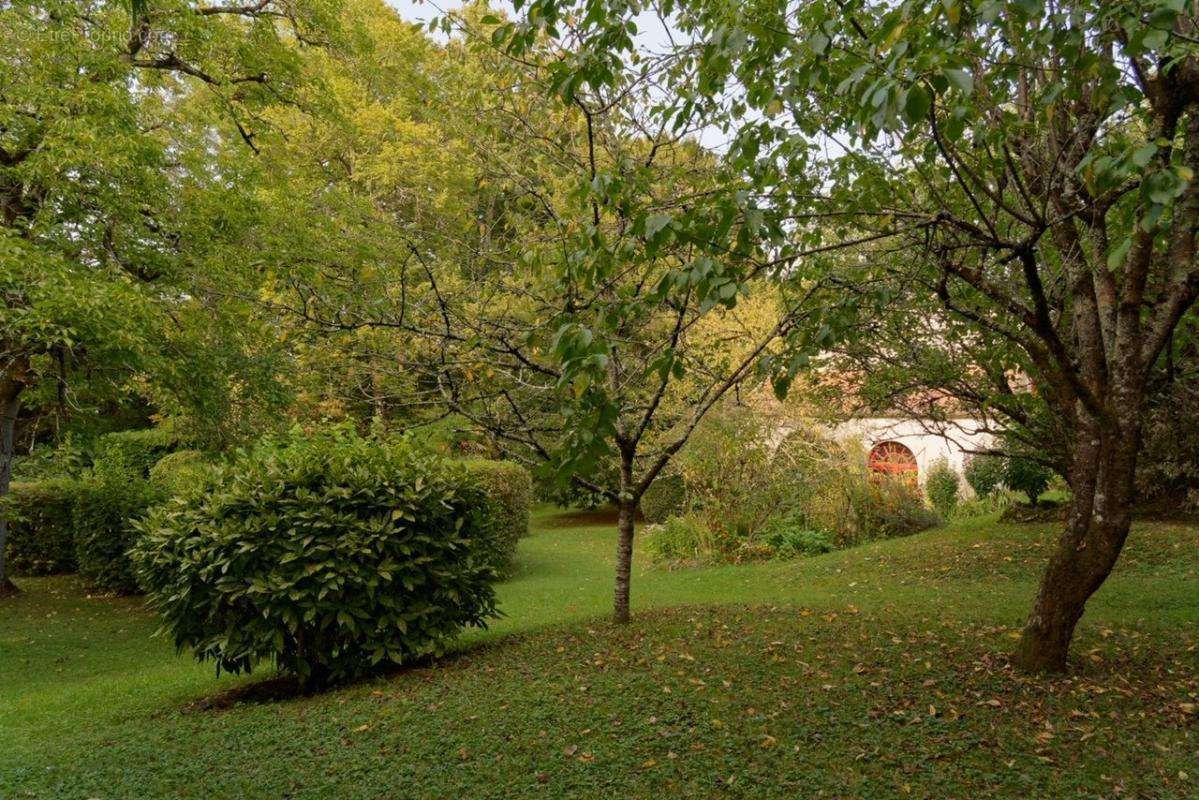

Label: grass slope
[1,509,1196,798]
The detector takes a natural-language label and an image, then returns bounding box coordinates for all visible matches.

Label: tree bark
[0,382,22,596]
[613,497,635,624]
[1014,413,1139,671]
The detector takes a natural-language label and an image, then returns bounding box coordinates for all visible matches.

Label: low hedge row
[3,475,164,593]
[73,476,165,593]
[4,480,79,576]
[4,433,533,647]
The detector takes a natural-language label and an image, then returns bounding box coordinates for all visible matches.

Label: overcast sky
[384,0,444,27]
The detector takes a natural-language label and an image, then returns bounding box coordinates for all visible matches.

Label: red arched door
[868,441,918,479]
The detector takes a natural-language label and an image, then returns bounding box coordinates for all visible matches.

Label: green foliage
[11,436,88,482]
[92,427,181,479]
[1002,457,1053,507]
[643,514,716,566]
[761,523,834,560]
[640,473,687,523]
[3,470,163,588]
[924,459,960,518]
[845,478,942,546]
[643,411,941,565]
[2,479,79,575]
[409,416,490,457]
[130,428,500,686]
[459,459,533,576]
[952,489,1019,520]
[677,410,809,538]
[963,454,1005,499]
[148,450,213,497]
[73,474,164,594]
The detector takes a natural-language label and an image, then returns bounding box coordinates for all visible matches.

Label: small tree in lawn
[279,12,828,623]
[500,0,1199,670]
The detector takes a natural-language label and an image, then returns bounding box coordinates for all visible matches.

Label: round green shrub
[640,473,687,523]
[73,474,164,594]
[1002,456,1052,506]
[459,459,533,576]
[924,458,960,518]
[963,453,1005,498]
[148,450,213,497]
[3,479,80,575]
[131,428,501,687]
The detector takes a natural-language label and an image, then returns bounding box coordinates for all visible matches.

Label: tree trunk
[1013,416,1139,672]
[613,498,635,624]
[0,384,21,596]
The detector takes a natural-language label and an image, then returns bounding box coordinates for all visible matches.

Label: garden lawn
[1,509,1197,798]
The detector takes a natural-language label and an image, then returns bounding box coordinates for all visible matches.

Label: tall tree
[0,0,330,592]
[501,0,1199,668]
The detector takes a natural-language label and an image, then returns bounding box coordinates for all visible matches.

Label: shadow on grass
[537,506,630,528]
[180,628,539,712]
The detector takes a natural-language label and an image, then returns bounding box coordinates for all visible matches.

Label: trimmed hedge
[2,474,161,591]
[131,429,501,687]
[460,459,532,576]
[640,473,687,523]
[148,450,213,496]
[74,475,164,594]
[92,426,180,479]
[3,479,79,575]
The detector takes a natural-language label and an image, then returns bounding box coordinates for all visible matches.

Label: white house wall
[826,418,993,492]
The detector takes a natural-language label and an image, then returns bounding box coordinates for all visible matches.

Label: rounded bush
[459,459,532,576]
[963,453,1004,498]
[131,429,501,686]
[924,458,960,518]
[148,450,213,496]
[640,473,687,523]
[1002,456,1052,506]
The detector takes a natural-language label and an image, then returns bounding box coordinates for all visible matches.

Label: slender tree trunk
[0,383,22,596]
[613,498,636,624]
[612,447,638,624]
[1014,413,1139,671]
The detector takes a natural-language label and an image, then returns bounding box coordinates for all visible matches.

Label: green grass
[1,508,1197,798]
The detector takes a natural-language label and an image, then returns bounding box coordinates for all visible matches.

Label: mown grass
[1,509,1196,798]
